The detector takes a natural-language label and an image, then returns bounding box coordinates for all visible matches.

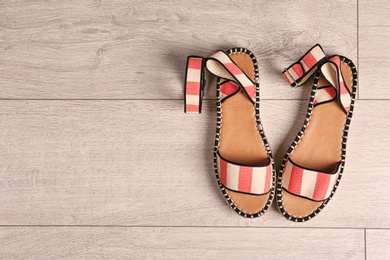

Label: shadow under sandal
[277,44,358,222]
[184,48,275,218]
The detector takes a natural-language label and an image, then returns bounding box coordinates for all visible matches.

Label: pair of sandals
[184,44,357,222]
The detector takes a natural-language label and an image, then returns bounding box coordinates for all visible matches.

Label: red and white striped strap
[205,51,256,102]
[282,158,340,201]
[184,56,205,113]
[321,56,352,114]
[217,152,272,195]
[282,44,326,88]
[184,50,257,113]
[219,81,240,101]
[313,86,337,105]
[282,45,352,114]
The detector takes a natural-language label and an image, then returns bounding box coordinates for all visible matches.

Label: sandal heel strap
[282,44,326,87]
[206,50,256,102]
[320,55,352,114]
[184,49,257,113]
[184,56,205,113]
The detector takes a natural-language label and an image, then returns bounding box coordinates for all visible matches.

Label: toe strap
[282,158,340,201]
[216,152,272,195]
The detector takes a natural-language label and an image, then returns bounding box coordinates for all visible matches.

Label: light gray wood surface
[366,229,390,260]
[0,227,364,260]
[0,100,389,229]
[359,0,390,99]
[0,0,388,258]
[0,0,356,100]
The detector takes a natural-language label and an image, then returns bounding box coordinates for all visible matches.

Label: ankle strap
[205,50,256,103]
[184,56,205,113]
[282,44,326,87]
[184,50,257,113]
[282,45,353,115]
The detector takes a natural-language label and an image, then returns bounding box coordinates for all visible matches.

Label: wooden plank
[366,229,390,260]
[0,227,364,259]
[0,0,356,99]
[0,100,388,227]
[359,0,390,99]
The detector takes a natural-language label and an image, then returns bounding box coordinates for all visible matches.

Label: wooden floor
[0,1,388,259]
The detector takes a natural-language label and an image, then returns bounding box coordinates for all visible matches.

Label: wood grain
[359,0,390,99]
[0,0,356,99]
[0,227,364,259]
[0,99,388,227]
[0,0,386,256]
[366,229,390,260]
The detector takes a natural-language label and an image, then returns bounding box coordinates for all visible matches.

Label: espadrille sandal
[184,48,275,218]
[277,44,357,222]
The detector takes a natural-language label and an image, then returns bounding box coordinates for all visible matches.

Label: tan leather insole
[218,53,269,166]
[290,62,353,172]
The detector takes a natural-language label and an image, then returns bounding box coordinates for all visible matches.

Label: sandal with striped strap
[277,44,358,222]
[184,48,275,218]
